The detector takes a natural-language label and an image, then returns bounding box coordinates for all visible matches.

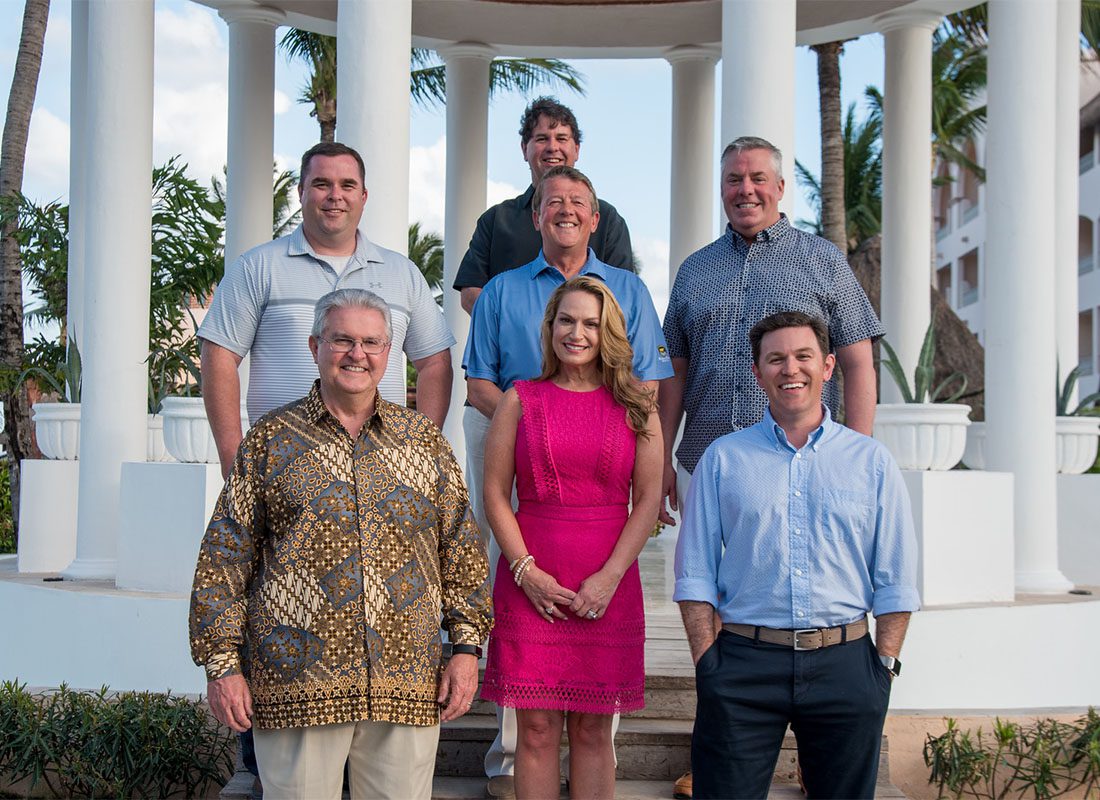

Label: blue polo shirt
[463,249,672,391]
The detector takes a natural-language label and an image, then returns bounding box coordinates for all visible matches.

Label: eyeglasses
[320,336,390,355]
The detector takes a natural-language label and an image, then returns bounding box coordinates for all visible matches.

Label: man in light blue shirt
[674,310,918,799]
[462,165,672,791]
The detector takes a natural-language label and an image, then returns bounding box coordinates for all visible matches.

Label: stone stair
[221,668,904,800]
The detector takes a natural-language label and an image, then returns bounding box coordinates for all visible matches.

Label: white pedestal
[116,462,224,594]
[1058,473,1100,586]
[902,470,1015,605]
[18,459,80,573]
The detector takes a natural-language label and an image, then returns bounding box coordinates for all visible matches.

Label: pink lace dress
[481,379,645,714]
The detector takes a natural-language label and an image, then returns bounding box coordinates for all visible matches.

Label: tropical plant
[796,89,883,251]
[278,29,586,141]
[210,163,302,238]
[1,0,51,529]
[930,31,988,182]
[407,221,443,299]
[1057,365,1100,416]
[879,320,969,403]
[943,2,1100,55]
[18,338,80,403]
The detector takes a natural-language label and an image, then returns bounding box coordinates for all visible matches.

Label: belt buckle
[792,629,818,651]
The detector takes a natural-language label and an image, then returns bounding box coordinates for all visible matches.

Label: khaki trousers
[253,720,440,800]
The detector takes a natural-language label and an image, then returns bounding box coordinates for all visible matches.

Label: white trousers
[253,720,440,800]
[464,405,620,779]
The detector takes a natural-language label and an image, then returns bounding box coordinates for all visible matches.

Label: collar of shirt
[519,184,536,209]
[287,224,381,272]
[525,248,608,282]
[726,213,793,252]
[762,405,833,454]
[301,379,388,435]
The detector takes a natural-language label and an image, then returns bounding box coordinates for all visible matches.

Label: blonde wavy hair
[537,276,655,437]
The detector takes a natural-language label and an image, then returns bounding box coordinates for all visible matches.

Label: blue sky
[1,0,886,316]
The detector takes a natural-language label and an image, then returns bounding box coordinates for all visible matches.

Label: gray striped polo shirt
[198,225,454,423]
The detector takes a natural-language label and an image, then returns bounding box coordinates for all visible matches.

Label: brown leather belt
[722,617,868,650]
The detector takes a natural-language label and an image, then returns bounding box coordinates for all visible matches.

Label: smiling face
[550,289,602,370]
[309,306,391,406]
[298,154,368,254]
[522,114,581,183]
[535,175,600,256]
[751,325,835,427]
[721,147,785,240]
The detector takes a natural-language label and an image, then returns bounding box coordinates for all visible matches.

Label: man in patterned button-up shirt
[659,135,884,528]
[190,289,492,800]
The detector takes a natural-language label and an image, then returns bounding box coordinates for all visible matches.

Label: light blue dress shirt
[462,248,673,390]
[673,407,920,629]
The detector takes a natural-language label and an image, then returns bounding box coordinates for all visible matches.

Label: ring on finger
[587,609,598,619]
[544,606,555,614]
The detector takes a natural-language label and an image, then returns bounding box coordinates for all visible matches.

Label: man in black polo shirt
[453,96,634,313]
[454,96,634,800]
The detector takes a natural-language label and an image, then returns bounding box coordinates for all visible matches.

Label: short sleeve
[197,254,265,357]
[453,207,497,290]
[623,277,674,381]
[462,281,503,384]
[826,250,885,349]
[662,267,690,360]
[401,259,456,361]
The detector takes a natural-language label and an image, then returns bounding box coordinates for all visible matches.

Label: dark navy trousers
[691,630,892,800]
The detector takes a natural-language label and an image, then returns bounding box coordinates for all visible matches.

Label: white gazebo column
[66,0,154,580]
[439,42,493,459]
[667,45,717,283]
[986,0,1072,593]
[220,5,285,265]
[877,11,939,402]
[336,0,411,253]
[66,0,89,347]
[1055,0,1081,388]
[720,0,796,217]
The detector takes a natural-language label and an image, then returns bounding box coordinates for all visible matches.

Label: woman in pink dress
[481,276,662,799]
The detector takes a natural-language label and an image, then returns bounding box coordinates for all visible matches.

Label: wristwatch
[447,643,483,659]
[879,654,901,678]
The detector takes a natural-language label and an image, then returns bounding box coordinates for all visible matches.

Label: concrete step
[430,775,810,799]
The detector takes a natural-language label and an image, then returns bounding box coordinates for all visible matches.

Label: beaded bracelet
[512,555,534,587]
[508,554,530,572]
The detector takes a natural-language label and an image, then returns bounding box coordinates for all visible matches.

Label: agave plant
[18,339,81,403]
[1056,365,1100,417]
[879,321,968,404]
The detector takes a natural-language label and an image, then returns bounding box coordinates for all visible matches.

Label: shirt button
[794,490,802,497]
[797,611,805,618]
[794,528,802,535]
[795,452,803,459]
[794,569,802,576]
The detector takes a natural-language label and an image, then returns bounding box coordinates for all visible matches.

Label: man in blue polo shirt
[463,165,671,798]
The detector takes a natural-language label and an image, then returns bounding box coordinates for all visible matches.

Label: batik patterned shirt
[189,382,492,729]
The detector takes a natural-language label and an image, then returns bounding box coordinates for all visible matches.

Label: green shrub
[0,681,235,799]
[0,461,13,555]
[924,710,1100,799]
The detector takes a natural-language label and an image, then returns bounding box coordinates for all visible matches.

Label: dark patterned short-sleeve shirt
[189,382,492,730]
[663,215,884,473]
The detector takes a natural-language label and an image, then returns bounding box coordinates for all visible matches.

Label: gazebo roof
[196,0,970,56]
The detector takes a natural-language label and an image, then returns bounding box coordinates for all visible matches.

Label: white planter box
[1055,416,1100,474]
[873,403,971,471]
[146,414,173,463]
[32,402,81,460]
[963,418,1099,474]
[160,397,248,464]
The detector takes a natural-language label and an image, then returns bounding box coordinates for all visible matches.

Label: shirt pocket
[817,487,875,540]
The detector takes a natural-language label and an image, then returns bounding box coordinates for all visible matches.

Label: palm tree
[810,41,849,254]
[1,0,50,533]
[944,1,1100,53]
[279,29,586,142]
[407,221,443,302]
[929,31,987,182]
[210,164,302,238]
[796,89,883,252]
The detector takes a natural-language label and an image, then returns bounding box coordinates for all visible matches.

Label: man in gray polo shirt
[199,142,454,473]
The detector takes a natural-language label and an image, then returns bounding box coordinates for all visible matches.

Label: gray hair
[533,165,599,213]
[312,288,392,340]
[721,136,784,181]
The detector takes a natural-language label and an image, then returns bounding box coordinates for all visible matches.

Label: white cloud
[633,236,670,319]
[23,107,70,202]
[274,90,292,115]
[151,3,228,181]
[408,137,447,233]
[488,178,523,206]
